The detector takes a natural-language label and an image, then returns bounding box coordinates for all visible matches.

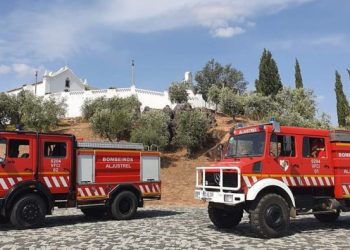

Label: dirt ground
[56,114,254,207]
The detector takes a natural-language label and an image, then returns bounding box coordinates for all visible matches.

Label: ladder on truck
[76,141,144,150]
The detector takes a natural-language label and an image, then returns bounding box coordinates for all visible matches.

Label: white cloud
[317,95,325,101]
[0,65,11,74]
[306,34,348,47]
[12,64,38,78]
[266,34,349,50]
[212,26,245,38]
[0,0,313,61]
[0,63,45,79]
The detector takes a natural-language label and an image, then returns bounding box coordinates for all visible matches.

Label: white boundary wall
[48,85,211,118]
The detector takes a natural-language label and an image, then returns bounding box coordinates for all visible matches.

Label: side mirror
[216,144,224,161]
[271,120,280,133]
[0,157,5,167]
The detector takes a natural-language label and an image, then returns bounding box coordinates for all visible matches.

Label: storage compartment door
[141,156,160,182]
[77,154,95,184]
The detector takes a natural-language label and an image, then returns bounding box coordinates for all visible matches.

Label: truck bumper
[194,190,245,205]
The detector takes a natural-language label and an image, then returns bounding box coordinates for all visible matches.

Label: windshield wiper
[238,153,254,158]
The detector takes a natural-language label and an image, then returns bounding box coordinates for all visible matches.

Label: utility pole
[131,60,135,87]
[35,70,38,95]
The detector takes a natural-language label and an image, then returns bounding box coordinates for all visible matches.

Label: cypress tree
[335,71,350,127]
[295,58,303,88]
[255,49,283,96]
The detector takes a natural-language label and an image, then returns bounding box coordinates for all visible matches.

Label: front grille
[205,172,238,188]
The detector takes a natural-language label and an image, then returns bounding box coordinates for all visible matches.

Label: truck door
[39,136,73,194]
[268,133,297,185]
[299,136,333,187]
[0,136,35,197]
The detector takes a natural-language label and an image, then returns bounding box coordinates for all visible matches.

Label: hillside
[56,114,255,207]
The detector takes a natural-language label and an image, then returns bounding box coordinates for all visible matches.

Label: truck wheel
[0,215,9,224]
[314,210,340,223]
[10,194,46,229]
[110,191,138,220]
[250,193,290,238]
[208,203,243,229]
[81,207,108,218]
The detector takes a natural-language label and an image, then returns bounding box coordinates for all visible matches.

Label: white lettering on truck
[105,164,131,169]
[338,152,350,158]
[102,157,134,162]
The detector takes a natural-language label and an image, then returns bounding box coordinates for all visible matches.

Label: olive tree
[219,88,244,119]
[168,82,189,104]
[130,110,170,149]
[268,87,330,128]
[86,96,141,141]
[0,91,66,132]
[90,109,133,141]
[0,93,17,129]
[195,59,247,102]
[243,93,273,121]
[174,109,209,157]
[208,85,221,112]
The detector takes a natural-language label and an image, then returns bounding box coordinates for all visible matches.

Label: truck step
[296,209,338,216]
[77,203,106,208]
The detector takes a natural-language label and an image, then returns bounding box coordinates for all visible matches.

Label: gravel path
[0,207,349,249]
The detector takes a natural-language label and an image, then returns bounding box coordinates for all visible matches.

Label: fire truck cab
[195,120,350,238]
[0,131,161,229]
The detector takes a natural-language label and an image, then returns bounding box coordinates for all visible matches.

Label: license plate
[202,191,214,198]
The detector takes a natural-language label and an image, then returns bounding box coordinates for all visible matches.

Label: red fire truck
[195,120,350,238]
[0,131,161,229]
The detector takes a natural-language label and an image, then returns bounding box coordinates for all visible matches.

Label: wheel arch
[1,180,54,217]
[246,178,295,208]
[108,184,143,207]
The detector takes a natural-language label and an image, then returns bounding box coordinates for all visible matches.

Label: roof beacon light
[236,123,244,129]
[15,124,24,131]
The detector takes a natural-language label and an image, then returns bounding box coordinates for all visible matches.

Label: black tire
[10,194,46,229]
[81,207,108,218]
[208,203,243,229]
[314,210,340,223]
[110,191,138,220]
[0,215,9,224]
[249,193,290,238]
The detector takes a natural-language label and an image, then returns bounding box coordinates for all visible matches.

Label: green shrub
[0,91,66,132]
[168,82,189,104]
[174,109,209,156]
[90,108,133,141]
[219,88,244,119]
[243,93,273,121]
[130,110,170,149]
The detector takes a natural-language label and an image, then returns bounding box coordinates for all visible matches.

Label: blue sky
[0,0,349,124]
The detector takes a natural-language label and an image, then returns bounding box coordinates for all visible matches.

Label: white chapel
[7,66,208,118]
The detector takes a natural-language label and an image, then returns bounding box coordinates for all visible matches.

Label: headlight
[224,194,234,203]
[194,191,201,199]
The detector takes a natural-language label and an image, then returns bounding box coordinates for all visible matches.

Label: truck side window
[270,135,295,157]
[8,139,30,158]
[44,142,67,157]
[303,137,325,158]
[0,138,6,160]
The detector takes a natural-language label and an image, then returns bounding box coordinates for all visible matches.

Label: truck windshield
[226,132,265,157]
